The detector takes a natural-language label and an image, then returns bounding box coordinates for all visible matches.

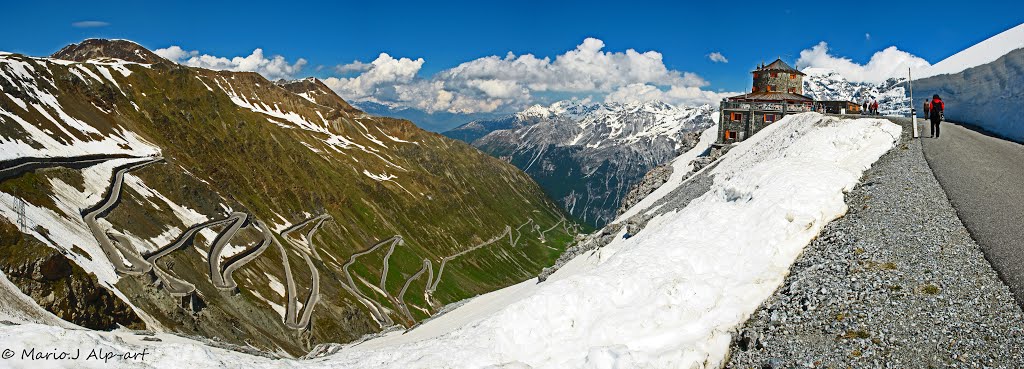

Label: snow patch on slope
[0,113,900,368]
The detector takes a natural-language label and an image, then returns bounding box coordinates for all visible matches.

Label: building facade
[717,59,814,144]
[817,100,862,115]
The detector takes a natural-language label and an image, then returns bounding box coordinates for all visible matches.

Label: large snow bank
[616,126,717,221]
[913,46,1024,143]
[921,23,1024,78]
[0,113,900,368]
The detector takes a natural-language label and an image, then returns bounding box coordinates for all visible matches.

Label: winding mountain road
[219,220,273,291]
[342,235,402,327]
[0,153,139,181]
[1,150,575,331]
[82,157,162,275]
[920,120,1024,305]
[144,215,239,296]
[208,212,249,289]
[278,213,331,330]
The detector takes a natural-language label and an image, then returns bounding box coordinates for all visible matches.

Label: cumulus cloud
[72,21,109,28]
[335,60,373,74]
[796,42,931,84]
[708,52,728,63]
[153,46,196,62]
[322,38,718,114]
[321,53,425,101]
[154,46,308,81]
[152,39,728,113]
[604,83,737,107]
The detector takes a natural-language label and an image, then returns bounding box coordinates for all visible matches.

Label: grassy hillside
[0,41,577,355]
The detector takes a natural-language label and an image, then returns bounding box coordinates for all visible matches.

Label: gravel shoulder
[726,117,1024,368]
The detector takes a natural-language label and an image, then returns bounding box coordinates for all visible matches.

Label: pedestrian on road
[930,94,945,138]
[872,100,879,115]
[923,99,931,119]
[863,101,868,114]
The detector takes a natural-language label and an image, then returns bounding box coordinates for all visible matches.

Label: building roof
[753,58,805,76]
[728,91,814,102]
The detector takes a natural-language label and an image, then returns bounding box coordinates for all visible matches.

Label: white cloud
[322,38,718,114]
[321,53,425,101]
[604,83,738,107]
[153,39,728,114]
[708,52,728,63]
[154,46,308,81]
[796,42,931,84]
[72,21,109,28]
[153,46,196,62]
[335,60,373,74]
[865,33,871,41]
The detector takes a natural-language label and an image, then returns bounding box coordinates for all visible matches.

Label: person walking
[872,100,879,115]
[929,94,945,138]
[923,99,931,119]
[863,101,868,114]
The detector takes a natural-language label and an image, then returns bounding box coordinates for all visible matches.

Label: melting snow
[0,113,901,368]
[362,170,397,182]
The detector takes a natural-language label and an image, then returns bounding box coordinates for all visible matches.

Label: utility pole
[15,197,26,233]
[909,68,919,138]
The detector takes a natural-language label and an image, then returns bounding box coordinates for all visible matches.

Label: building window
[766,85,774,92]
[752,86,759,92]
[753,73,759,79]
[765,114,777,123]
[790,74,796,80]
[725,130,734,140]
[771,72,778,78]
[731,112,743,121]
[788,87,796,93]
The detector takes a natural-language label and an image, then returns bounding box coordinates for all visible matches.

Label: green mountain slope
[0,39,576,356]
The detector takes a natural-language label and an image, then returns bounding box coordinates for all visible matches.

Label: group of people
[862,100,880,115]
[925,94,945,138]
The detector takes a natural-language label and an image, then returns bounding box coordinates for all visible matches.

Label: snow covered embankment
[0,113,900,368]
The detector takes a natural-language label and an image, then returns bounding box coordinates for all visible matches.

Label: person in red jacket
[930,94,945,138]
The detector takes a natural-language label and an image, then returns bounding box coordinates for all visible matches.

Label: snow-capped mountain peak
[452,100,715,227]
[802,67,911,116]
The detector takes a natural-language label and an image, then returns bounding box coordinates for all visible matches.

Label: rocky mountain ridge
[446,99,714,227]
[802,68,911,115]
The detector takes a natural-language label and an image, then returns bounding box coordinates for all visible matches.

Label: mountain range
[801,68,911,115]
[445,100,714,227]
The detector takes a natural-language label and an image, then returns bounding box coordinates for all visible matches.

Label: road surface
[921,120,1024,305]
[145,215,238,296]
[219,220,273,291]
[0,154,138,181]
[82,157,162,275]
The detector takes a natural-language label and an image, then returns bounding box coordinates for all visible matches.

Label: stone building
[717,58,814,144]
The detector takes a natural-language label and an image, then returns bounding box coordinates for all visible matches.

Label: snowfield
[0,113,901,368]
[921,22,1024,78]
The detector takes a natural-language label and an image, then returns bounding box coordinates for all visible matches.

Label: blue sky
[2,0,1021,128]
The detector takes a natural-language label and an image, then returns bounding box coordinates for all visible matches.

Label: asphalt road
[921,120,1024,305]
